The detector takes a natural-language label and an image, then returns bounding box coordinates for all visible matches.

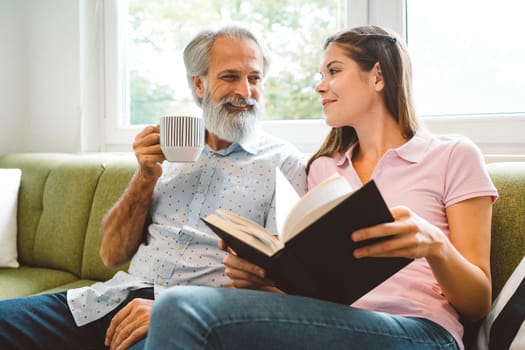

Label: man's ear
[192,76,205,98]
[373,62,385,92]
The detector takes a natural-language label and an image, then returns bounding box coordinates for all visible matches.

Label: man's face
[196,36,264,108]
[193,36,265,143]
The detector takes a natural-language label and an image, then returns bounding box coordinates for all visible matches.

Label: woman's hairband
[365,34,397,44]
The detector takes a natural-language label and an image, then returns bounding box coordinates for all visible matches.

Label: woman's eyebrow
[326,60,344,69]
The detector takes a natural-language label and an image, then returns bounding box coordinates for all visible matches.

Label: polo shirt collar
[336,131,431,165]
[336,145,355,167]
[392,131,431,163]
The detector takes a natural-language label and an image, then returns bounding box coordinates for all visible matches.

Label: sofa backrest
[486,162,525,297]
[1,153,523,297]
[0,153,137,281]
[81,156,138,280]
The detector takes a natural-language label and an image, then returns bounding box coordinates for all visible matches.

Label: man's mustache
[222,96,257,107]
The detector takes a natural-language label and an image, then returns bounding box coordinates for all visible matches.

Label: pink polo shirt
[308,132,498,349]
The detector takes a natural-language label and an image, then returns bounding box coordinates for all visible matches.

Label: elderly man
[0,24,306,350]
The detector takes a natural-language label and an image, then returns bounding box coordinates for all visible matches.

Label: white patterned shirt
[67,129,307,326]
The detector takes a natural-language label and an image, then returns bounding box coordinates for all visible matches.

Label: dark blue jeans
[145,286,459,350]
[0,288,153,350]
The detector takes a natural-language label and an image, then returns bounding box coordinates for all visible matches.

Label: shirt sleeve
[307,156,341,190]
[443,136,498,207]
[281,153,308,197]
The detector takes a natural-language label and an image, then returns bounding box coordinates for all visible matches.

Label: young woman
[143,25,498,350]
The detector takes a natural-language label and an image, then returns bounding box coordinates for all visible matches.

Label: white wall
[0,0,82,155]
[0,1,23,154]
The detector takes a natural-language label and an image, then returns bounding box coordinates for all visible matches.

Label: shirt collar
[336,131,431,165]
[236,127,260,155]
[392,131,431,163]
[204,127,260,157]
[336,144,356,167]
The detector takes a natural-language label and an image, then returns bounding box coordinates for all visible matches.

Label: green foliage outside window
[127,0,342,124]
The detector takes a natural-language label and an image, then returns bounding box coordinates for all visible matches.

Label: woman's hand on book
[219,240,284,293]
[351,206,447,260]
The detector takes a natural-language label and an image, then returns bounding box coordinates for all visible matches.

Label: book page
[215,209,284,253]
[281,174,352,242]
[205,214,280,256]
[275,168,301,240]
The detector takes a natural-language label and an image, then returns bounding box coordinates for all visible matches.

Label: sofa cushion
[34,158,106,275]
[0,154,78,266]
[0,266,78,299]
[80,155,137,281]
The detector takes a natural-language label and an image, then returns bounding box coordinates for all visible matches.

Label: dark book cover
[202,180,413,305]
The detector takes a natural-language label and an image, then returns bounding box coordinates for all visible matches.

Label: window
[104,0,524,156]
[407,0,525,117]
[122,0,343,125]
[402,0,525,155]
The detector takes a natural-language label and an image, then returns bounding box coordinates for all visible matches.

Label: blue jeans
[0,288,152,350]
[145,286,459,350]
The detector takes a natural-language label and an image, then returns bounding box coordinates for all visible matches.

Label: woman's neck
[351,115,408,183]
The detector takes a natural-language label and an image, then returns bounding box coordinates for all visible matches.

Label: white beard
[201,91,262,143]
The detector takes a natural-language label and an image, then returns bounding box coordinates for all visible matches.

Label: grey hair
[183,24,272,106]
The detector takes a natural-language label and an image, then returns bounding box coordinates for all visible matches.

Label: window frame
[103,0,525,156]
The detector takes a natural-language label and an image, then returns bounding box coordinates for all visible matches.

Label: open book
[202,169,412,305]
[205,171,352,256]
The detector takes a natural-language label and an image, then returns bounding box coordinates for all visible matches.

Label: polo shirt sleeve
[307,156,339,190]
[443,137,498,207]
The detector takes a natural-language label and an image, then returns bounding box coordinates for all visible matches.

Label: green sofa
[0,153,137,299]
[0,153,523,347]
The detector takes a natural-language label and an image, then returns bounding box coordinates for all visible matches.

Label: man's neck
[206,132,232,151]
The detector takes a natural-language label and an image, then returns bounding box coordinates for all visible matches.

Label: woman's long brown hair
[307,25,419,173]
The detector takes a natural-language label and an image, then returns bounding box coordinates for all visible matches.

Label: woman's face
[315,43,381,128]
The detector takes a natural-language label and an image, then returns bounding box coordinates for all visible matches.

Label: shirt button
[112,295,121,303]
[177,243,184,250]
[157,278,165,285]
[198,187,205,193]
